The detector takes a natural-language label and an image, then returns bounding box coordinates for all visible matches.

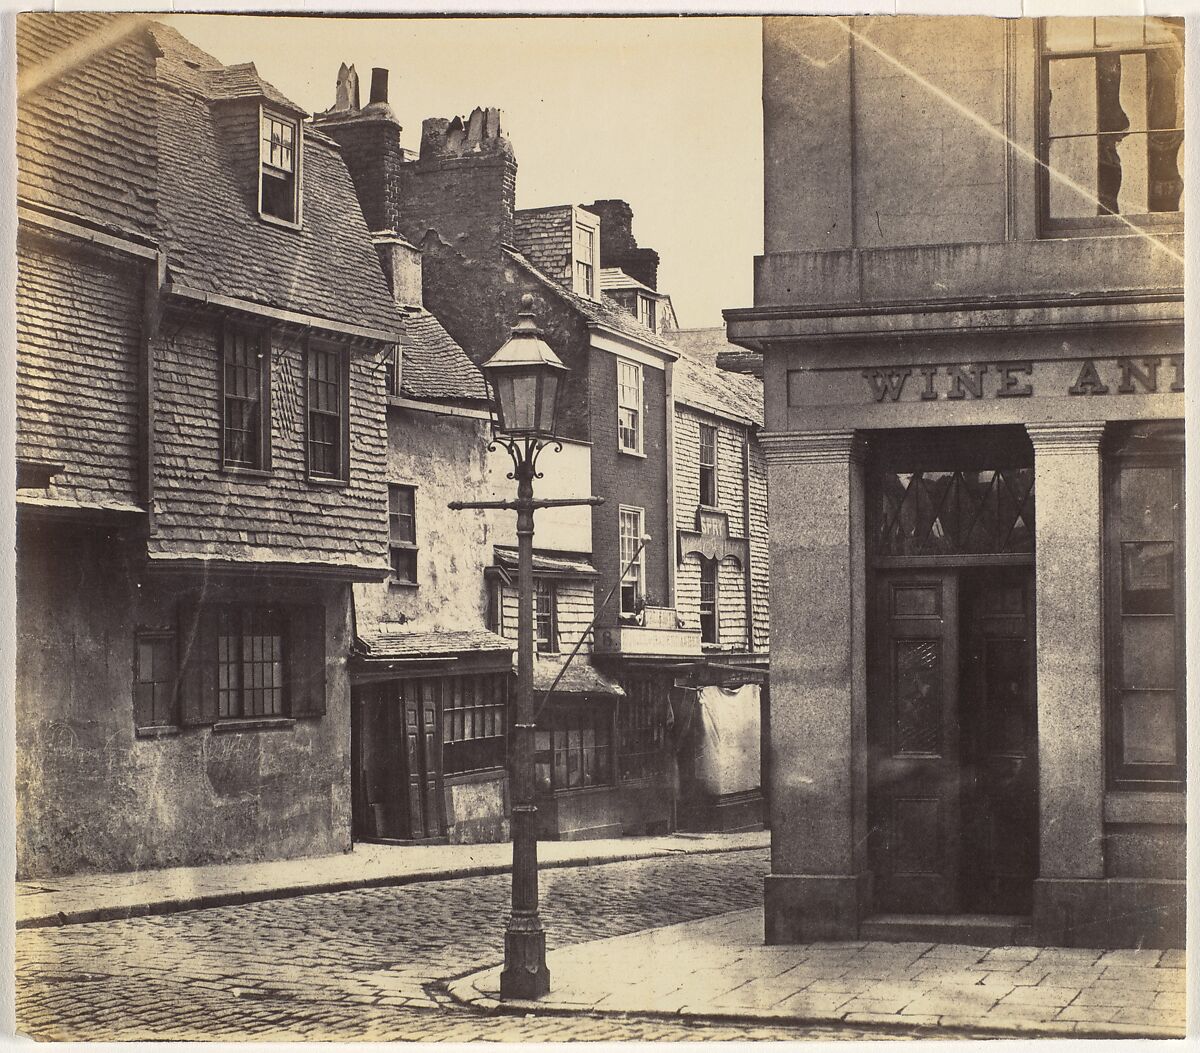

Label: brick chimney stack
[581,198,660,290]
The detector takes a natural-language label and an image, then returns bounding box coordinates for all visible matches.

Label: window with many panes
[222,324,270,471]
[442,672,509,776]
[617,359,643,453]
[699,558,719,644]
[217,606,286,719]
[1040,17,1184,227]
[260,110,299,223]
[1105,423,1185,789]
[535,704,613,792]
[134,632,177,730]
[307,344,346,480]
[574,222,595,298]
[619,506,645,616]
[536,578,557,653]
[699,423,718,507]
[389,484,417,584]
[618,676,670,782]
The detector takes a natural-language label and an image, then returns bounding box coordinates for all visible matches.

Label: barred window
[442,673,509,776]
[217,606,286,719]
[699,423,718,507]
[535,705,613,792]
[307,344,346,480]
[134,633,177,730]
[222,325,269,470]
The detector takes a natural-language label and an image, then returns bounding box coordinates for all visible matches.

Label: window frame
[134,631,179,732]
[1035,16,1184,235]
[699,422,719,508]
[573,220,597,299]
[535,702,615,793]
[619,505,646,616]
[441,672,509,777]
[699,557,720,645]
[259,107,302,227]
[220,322,272,474]
[535,578,558,654]
[1103,439,1185,791]
[215,605,288,721]
[616,358,644,455]
[637,293,657,332]
[305,339,350,483]
[388,483,418,585]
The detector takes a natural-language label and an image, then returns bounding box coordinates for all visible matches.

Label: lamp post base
[499,922,550,1000]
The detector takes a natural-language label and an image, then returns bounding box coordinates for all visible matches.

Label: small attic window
[260,110,299,224]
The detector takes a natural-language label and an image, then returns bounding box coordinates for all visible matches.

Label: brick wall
[149,310,389,569]
[512,205,574,284]
[16,520,352,878]
[16,233,142,507]
[315,115,406,234]
[18,13,158,236]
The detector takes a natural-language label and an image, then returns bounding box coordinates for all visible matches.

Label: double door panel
[869,568,1037,915]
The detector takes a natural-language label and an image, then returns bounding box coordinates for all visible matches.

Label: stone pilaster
[759,430,870,942]
[1025,421,1108,945]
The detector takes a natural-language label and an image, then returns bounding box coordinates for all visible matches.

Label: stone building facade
[727,14,1184,948]
[15,17,403,876]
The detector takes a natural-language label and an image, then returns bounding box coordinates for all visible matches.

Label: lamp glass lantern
[482,300,569,441]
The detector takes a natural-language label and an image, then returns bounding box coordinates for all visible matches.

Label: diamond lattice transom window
[875,469,1036,557]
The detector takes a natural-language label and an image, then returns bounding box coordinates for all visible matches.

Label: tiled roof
[504,248,678,358]
[668,330,765,427]
[599,267,658,295]
[203,63,305,114]
[494,547,597,577]
[531,656,625,698]
[400,308,489,402]
[355,628,513,660]
[148,24,401,338]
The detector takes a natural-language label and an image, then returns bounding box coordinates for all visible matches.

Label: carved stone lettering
[996,361,1034,398]
[1169,355,1185,392]
[1068,359,1110,396]
[863,368,910,402]
[945,364,987,400]
[1118,357,1161,394]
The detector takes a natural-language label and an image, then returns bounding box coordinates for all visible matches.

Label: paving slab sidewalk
[451,908,1188,1040]
[15,829,768,930]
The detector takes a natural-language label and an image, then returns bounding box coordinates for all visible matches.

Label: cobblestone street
[18,848,913,1041]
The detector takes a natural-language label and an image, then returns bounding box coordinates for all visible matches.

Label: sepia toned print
[12,11,1184,1042]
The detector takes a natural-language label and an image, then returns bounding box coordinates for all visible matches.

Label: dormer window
[573,223,595,298]
[260,110,299,224]
[637,294,657,332]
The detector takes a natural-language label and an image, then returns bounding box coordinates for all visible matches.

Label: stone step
[861,913,1035,947]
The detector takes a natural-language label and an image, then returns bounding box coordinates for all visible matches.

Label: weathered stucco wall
[485,438,593,555]
[17,520,353,879]
[353,404,492,633]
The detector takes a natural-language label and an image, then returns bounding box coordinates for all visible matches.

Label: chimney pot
[370,68,389,105]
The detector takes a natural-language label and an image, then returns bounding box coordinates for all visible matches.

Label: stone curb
[444,970,1186,1041]
[16,842,761,931]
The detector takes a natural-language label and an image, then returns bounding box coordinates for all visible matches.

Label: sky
[165,14,764,330]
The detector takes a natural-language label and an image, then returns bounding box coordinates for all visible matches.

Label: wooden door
[869,572,962,913]
[960,569,1038,914]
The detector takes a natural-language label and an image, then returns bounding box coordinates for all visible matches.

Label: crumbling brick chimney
[581,198,660,290]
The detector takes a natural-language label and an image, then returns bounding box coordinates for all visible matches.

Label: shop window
[535,579,557,654]
[699,558,719,644]
[535,703,613,792]
[389,484,418,584]
[1105,426,1184,790]
[699,423,718,507]
[221,324,270,471]
[617,359,643,453]
[260,110,300,224]
[1039,17,1184,228]
[307,343,348,480]
[618,677,670,782]
[874,468,1035,558]
[442,673,509,776]
[619,506,645,616]
[134,632,177,730]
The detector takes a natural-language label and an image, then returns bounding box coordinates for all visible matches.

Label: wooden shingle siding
[17,13,159,237]
[16,235,142,506]
[149,314,389,565]
[499,577,594,653]
[512,206,574,282]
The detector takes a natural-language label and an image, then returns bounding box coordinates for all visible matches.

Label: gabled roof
[504,248,677,359]
[400,308,489,403]
[148,23,401,338]
[599,268,662,296]
[204,63,305,115]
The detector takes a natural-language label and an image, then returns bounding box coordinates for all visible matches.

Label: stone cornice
[759,430,865,465]
[1025,421,1106,454]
